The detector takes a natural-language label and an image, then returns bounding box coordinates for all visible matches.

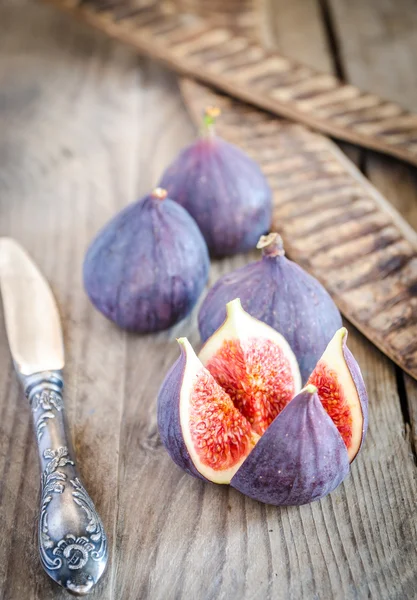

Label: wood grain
[325,0,417,478]
[0,1,416,600]
[42,0,417,168]
[327,0,417,112]
[0,3,139,598]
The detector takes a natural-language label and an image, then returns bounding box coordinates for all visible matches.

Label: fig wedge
[158,338,259,484]
[230,385,350,506]
[308,328,368,462]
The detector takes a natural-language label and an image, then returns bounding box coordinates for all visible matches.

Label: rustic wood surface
[0,1,416,600]
[43,0,417,168]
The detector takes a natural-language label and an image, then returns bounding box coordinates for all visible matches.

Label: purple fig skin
[343,341,369,458]
[198,237,342,382]
[159,136,272,257]
[83,191,210,333]
[230,388,350,506]
[157,347,206,481]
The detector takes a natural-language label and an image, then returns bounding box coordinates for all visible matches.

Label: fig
[157,337,260,484]
[230,385,350,506]
[157,301,368,506]
[308,327,368,462]
[83,188,210,332]
[159,107,272,257]
[198,232,342,382]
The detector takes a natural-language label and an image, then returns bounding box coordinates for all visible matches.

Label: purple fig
[157,301,367,506]
[198,232,342,382]
[230,385,350,506]
[159,107,272,257]
[83,188,209,332]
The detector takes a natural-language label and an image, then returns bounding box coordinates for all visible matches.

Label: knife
[0,238,108,596]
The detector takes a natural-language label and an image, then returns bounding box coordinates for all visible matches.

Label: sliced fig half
[158,338,259,484]
[308,327,368,462]
[199,299,302,435]
[230,385,350,506]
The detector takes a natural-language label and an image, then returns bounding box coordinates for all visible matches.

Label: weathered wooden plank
[404,376,417,454]
[179,1,417,593]
[327,0,417,112]
[326,0,417,466]
[42,0,417,167]
[263,0,333,71]
[0,3,140,598]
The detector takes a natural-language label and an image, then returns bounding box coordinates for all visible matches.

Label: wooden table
[0,1,416,598]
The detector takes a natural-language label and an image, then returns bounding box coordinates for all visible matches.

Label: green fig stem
[151,187,168,201]
[257,233,285,258]
[201,106,221,136]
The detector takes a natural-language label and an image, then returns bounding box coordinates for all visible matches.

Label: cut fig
[158,337,259,484]
[230,385,350,506]
[199,299,302,435]
[157,299,301,484]
[308,328,368,462]
[157,303,368,506]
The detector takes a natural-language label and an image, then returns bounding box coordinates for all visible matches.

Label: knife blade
[0,238,108,596]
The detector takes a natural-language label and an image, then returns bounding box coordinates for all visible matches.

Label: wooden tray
[44,0,417,167]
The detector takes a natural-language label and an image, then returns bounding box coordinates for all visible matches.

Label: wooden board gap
[394,365,417,462]
[317,0,346,81]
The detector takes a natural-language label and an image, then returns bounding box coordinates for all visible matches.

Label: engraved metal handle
[22,370,108,596]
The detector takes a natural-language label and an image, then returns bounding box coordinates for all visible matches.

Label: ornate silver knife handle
[22,370,108,596]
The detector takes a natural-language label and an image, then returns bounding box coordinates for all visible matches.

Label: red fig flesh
[158,299,300,483]
[158,338,259,483]
[199,299,301,435]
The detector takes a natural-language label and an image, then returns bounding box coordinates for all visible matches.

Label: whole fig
[83,188,210,332]
[198,232,342,382]
[159,107,272,257]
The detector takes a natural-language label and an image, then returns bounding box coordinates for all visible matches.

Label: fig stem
[151,187,168,201]
[257,233,285,257]
[202,106,221,136]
